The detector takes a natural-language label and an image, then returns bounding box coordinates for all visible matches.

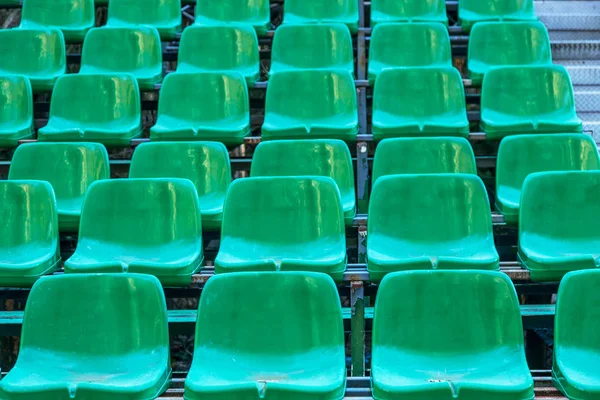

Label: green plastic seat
[262,70,358,142]
[65,179,203,286]
[372,270,534,400]
[554,270,600,399]
[481,65,583,139]
[215,177,347,280]
[150,72,250,146]
[371,0,448,27]
[372,137,477,184]
[0,273,171,399]
[496,134,600,225]
[270,23,353,77]
[468,21,552,86]
[106,0,181,40]
[372,67,469,141]
[0,75,34,147]
[129,142,231,231]
[0,181,60,287]
[0,0,20,5]
[195,0,270,37]
[283,0,359,34]
[251,139,356,224]
[20,0,95,43]
[80,27,163,90]
[0,28,66,92]
[9,143,110,233]
[459,0,537,32]
[368,174,498,281]
[368,22,452,84]
[177,25,259,87]
[519,171,600,282]
[38,74,142,146]
[185,271,345,400]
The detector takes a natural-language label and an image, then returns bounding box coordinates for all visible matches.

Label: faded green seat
[251,139,356,224]
[468,21,552,86]
[106,0,181,40]
[20,0,94,43]
[368,174,498,281]
[0,181,60,287]
[554,270,600,399]
[368,22,452,84]
[185,271,345,400]
[372,67,469,141]
[0,75,34,147]
[80,27,163,90]
[262,70,358,142]
[270,23,353,76]
[177,25,259,87]
[150,72,250,146]
[372,137,476,184]
[481,66,582,139]
[282,0,359,34]
[130,142,231,230]
[372,270,534,400]
[519,171,600,282]
[0,28,66,92]
[38,74,142,146]
[9,143,110,233]
[195,0,270,36]
[0,274,171,399]
[215,177,347,280]
[496,134,600,225]
[459,0,537,32]
[370,0,448,27]
[65,179,203,286]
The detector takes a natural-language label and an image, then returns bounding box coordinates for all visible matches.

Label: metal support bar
[351,280,366,377]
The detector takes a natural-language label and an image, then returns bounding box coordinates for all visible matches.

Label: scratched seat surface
[195,0,270,36]
[0,75,34,146]
[458,0,537,32]
[370,0,447,27]
[19,0,94,42]
[106,0,181,40]
[185,271,346,400]
[282,0,359,34]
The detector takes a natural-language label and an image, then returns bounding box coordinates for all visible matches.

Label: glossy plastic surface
[185,271,346,400]
[554,270,600,399]
[38,74,142,146]
[106,0,181,40]
[195,0,270,36]
[519,171,600,282]
[0,28,66,92]
[372,137,476,184]
[129,142,231,230]
[251,139,356,224]
[177,25,259,87]
[368,174,498,281]
[215,177,347,280]
[0,273,171,399]
[468,21,552,86]
[65,179,204,286]
[283,0,359,33]
[372,67,469,141]
[481,65,582,139]
[0,75,34,146]
[371,0,447,27]
[496,134,600,225]
[270,23,354,76]
[459,0,537,32]
[368,22,452,83]
[262,70,358,142]
[0,181,60,287]
[372,270,534,400]
[80,27,163,90]
[150,72,250,146]
[20,0,94,42]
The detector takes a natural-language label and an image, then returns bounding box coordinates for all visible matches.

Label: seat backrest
[370,0,447,24]
[21,0,94,27]
[0,75,33,125]
[195,271,344,354]
[460,0,534,18]
[108,0,180,24]
[195,0,270,25]
[0,28,65,75]
[284,0,358,20]
[78,178,202,246]
[372,137,476,183]
[20,274,168,356]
